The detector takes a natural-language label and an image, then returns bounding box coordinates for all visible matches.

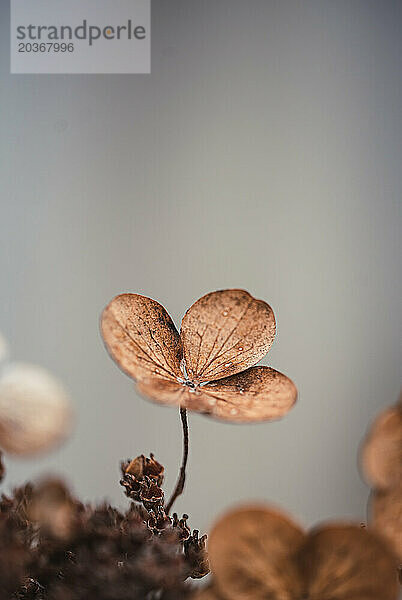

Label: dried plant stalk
[166,407,189,514]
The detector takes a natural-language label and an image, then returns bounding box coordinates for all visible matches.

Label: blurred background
[0,0,401,532]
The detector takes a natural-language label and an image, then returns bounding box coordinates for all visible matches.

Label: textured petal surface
[101,294,182,382]
[136,378,186,408]
[136,367,297,423]
[361,404,402,490]
[180,290,276,383]
[298,524,399,599]
[0,363,72,456]
[201,367,297,422]
[371,483,402,562]
[208,505,304,600]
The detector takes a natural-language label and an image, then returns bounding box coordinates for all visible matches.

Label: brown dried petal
[361,404,402,490]
[101,294,182,382]
[136,377,185,408]
[125,454,164,485]
[28,479,76,540]
[208,505,304,600]
[136,367,296,423]
[371,482,402,562]
[180,290,276,383]
[125,455,146,477]
[200,367,297,423]
[298,524,399,599]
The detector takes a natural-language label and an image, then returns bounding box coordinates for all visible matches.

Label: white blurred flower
[0,331,9,364]
[0,363,73,456]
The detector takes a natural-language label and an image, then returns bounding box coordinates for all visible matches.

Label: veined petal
[136,367,296,423]
[208,505,304,600]
[298,524,398,599]
[200,367,297,423]
[101,294,182,382]
[136,378,187,408]
[180,290,275,383]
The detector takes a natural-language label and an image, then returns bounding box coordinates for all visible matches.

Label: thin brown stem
[166,407,189,515]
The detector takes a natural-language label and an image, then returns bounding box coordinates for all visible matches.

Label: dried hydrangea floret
[101,289,297,423]
[196,504,399,600]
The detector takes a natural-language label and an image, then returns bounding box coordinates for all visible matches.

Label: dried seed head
[120,454,165,508]
[125,453,164,486]
[172,512,191,541]
[140,479,164,511]
[0,363,73,456]
[184,529,210,579]
[147,508,171,534]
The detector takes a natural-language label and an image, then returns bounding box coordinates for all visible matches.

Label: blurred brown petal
[29,479,77,540]
[371,482,402,562]
[208,506,304,599]
[361,405,402,490]
[137,367,296,423]
[0,363,72,456]
[180,290,276,383]
[298,524,398,599]
[101,294,182,382]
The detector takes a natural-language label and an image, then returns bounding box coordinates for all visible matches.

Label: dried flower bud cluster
[121,454,165,507]
[0,455,206,600]
[120,454,210,579]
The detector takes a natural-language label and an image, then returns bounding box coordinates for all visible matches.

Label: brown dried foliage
[101,289,297,423]
[361,404,402,490]
[198,505,399,600]
[361,401,402,565]
[370,482,402,564]
[120,455,209,580]
[0,454,207,600]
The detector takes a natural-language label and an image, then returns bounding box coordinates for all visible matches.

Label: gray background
[0,0,401,533]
